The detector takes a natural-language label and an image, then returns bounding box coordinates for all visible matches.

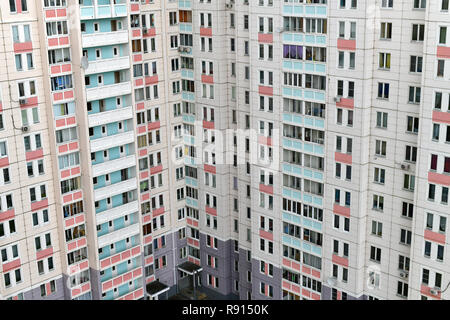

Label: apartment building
[180,0,450,301]
[0,0,449,301]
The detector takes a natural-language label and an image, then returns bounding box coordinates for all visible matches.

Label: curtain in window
[283,45,289,59]
[297,45,303,59]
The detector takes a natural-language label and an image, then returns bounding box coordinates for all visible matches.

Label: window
[24,134,42,152]
[397,281,408,298]
[403,174,415,191]
[433,124,441,141]
[56,127,77,144]
[405,146,417,163]
[410,56,423,73]
[437,60,445,78]
[406,116,419,134]
[425,239,435,259]
[46,21,68,37]
[380,22,392,39]
[412,24,425,41]
[413,0,426,9]
[375,140,386,157]
[170,35,178,48]
[0,219,16,237]
[381,0,393,8]
[51,75,73,91]
[399,255,410,271]
[350,22,356,39]
[429,184,436,201]
[370,246,381,262]
[349,52,355,69]
[402,202,414,219]
[374,167,386,184]
[443,0,450,10]
[440,26,448,45]
[15,53,34,71]
[12,24,31,44]
[18,80,36,98]
[379,52,391,69]
[400,229,412,245]
[283,44,303,60]
[408,86,421,104]
[378,83,390,99]
[373,195,384,211]
[0,141,8,158]
[376,112,388,128]
[169,12,177,25]
[21,107,39,126]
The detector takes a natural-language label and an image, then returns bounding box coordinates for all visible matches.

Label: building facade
[0,0,449,301]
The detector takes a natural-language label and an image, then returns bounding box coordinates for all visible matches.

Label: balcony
[90,130,134,153]
[96,200,139,225]
[88,105,133,127]
[84,56,130,75]
[282,4,327,16]
[179,22,193,33]
[97,222,140,248]
[92,154,136,177]
[82,30,128,48]
[94,177,137,202]
[102,264,142,288]
[85,81,131,102]
[115,286,144,301]
[100,244,141,268]
[178,0,192,9]
[80,3,127,20]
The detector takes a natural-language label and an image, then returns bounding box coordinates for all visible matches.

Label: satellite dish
[326,277,337,287]
[81,56,89,70]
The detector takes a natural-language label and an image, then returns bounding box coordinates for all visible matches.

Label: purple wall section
[22,277,66,300]
[20,271,97,300]
[321,285,365,300]
[89,267,101,300]
[174,230,188,267]
[15,243,369,301]
[197,233,239,299]
[141,229,188,299]
[238,248,252,300]
[251,258,282,300]
[153,232,176,288]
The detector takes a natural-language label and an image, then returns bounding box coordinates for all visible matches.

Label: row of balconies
[80,2,127,20]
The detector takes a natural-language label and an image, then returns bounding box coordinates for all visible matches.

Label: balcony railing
[97,222,140,248]
[81,30,128,48]
[80,3,127,20]
[89,130,135,153]
[85,81,131,102]
[84,56,130,75]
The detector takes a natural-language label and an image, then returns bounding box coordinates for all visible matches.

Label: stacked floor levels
[0,0,449,301]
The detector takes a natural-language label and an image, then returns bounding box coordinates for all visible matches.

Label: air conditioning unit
[399,271,408,279]
[401,164,410,171]
[21,126,29,133]
[334,96,341,103]
[430,288,441,296]
[19,99,27,105]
